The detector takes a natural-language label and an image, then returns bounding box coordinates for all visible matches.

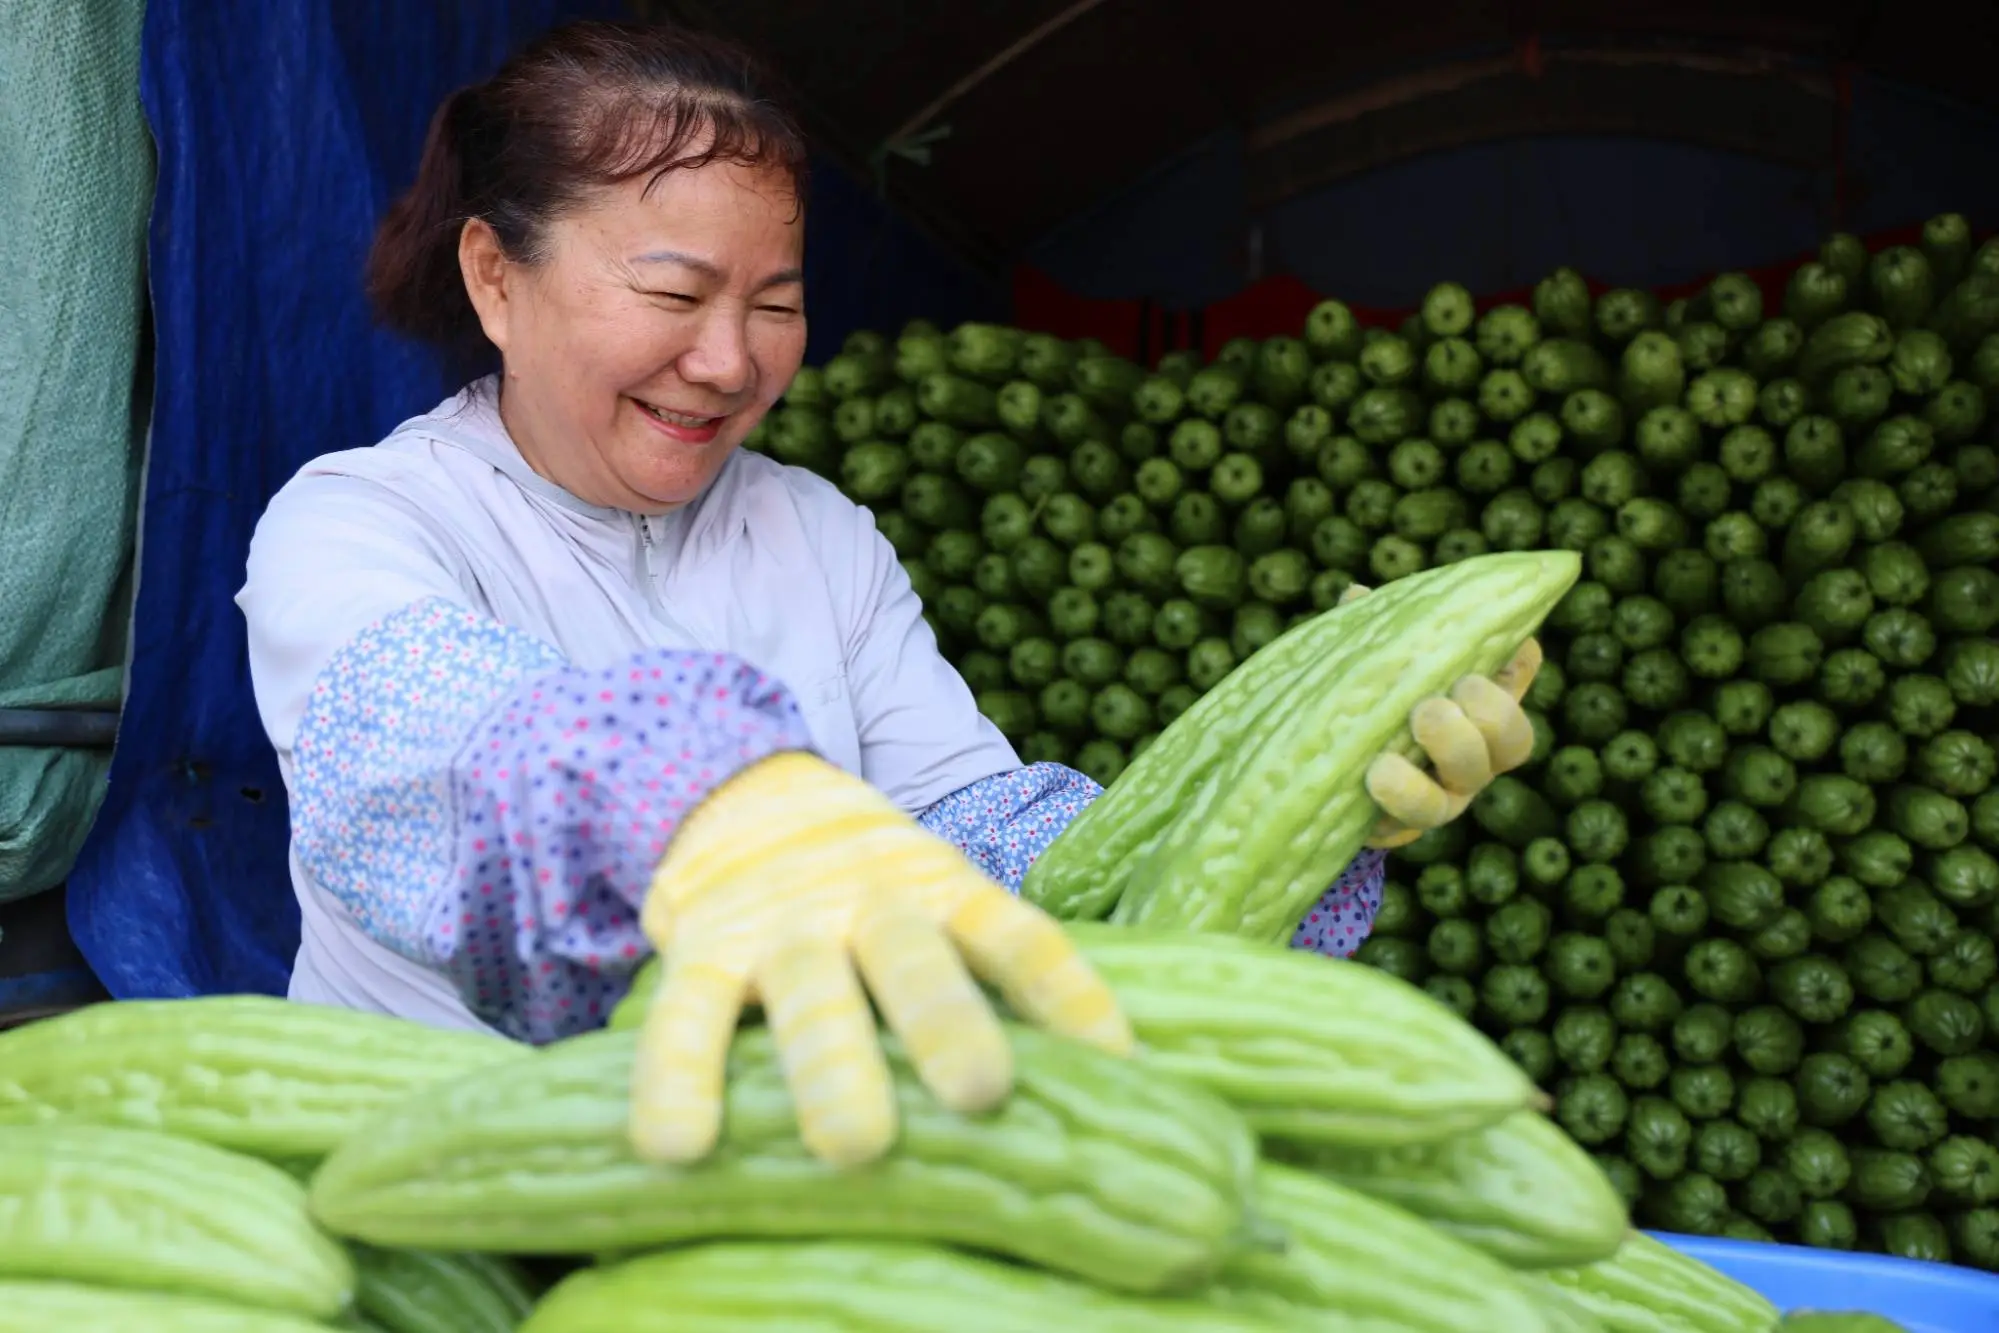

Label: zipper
[636,514,700,645]
[637,514,662,607]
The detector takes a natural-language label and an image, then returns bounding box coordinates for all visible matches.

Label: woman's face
[461,157,807,513]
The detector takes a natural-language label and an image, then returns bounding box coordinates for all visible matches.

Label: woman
[237,20,1531,1166]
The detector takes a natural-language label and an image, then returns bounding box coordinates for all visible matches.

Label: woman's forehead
[559,162,803,270]
[602,160,799,232]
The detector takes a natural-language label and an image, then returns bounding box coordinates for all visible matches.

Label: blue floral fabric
[291,597,814,1041]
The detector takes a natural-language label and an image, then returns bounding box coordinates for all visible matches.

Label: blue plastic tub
[1650,1232,1999,1332]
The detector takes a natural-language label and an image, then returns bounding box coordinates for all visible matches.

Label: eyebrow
[629,250,804,291]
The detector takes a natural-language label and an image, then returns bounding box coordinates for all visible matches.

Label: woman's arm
[241,469,817,1042]
[287,599,815,1041]
[916,764,1389,958]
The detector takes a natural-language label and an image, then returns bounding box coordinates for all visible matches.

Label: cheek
[750,321,809,402]
[591,311,695,384]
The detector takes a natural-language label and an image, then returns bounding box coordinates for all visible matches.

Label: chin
[639,460,729,509]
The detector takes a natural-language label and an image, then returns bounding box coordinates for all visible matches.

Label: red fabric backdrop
[1009,222,1939,365]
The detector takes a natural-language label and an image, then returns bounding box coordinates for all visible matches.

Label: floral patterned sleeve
[1287,847,1389,958]
[916,765,1388,958]
[289,597,815,1043]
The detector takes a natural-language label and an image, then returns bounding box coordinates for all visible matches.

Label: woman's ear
[458,218,514,357]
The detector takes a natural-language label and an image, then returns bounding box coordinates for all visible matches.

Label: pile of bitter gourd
[0,929,1848,1333]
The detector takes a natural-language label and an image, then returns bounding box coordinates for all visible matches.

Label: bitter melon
[1536,1285,1613,1333]
[1778,1317,1909,1332]
[1053,551,1578,941]
[0,997,526,1159]
[352,1246,539,1333]
[310,1024,1257,1294]
[0,1281,336,1333]
[612,924,1539,1148]
[1285,1108,1631,1266]
[1526,1233,1782,1333]
[517,1241,1295,1333]
[1206,1161,1556,1331]
[1019,580,1411,922]
[0,1123,355,1318]
[1065,923,1538,1145]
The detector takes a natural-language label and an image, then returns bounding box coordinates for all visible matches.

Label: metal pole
[0,709,120,749]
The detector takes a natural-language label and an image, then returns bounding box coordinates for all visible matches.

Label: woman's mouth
[634,398,725,444]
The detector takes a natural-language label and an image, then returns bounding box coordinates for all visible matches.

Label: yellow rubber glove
[627,751,1133,1169]
[1335,582,1544,850]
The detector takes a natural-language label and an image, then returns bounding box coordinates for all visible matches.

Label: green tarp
[0,0,152,900]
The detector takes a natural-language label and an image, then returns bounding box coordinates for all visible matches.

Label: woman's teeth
[641,402,716,427]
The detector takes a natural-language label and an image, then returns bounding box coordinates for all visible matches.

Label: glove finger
[754,938,900,1168]
[942,885,1133,1058]
[1366,752,1478,828]
[628,958,746,1165]
[1452,673,1536,772]
[1337,581,1373,606]
[1410,696,1492,794]
[1489,636,1544,702]
[641,860,680,947]
[1363,814,1427,850]
[1365,751,1452,828]
[854,904,1014,1115]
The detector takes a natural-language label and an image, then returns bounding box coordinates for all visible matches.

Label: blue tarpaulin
[69,0,997,1000]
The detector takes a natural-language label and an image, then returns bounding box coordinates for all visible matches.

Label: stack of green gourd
[750,213,1999,1271]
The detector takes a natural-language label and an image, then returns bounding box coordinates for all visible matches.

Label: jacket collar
[400,377,751,564]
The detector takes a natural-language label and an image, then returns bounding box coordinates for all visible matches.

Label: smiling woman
[365,22,811,511]
[228,19,1391,1164]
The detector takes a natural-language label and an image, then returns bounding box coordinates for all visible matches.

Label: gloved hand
[627,751,1133,1169]
[1335,582,1543,850]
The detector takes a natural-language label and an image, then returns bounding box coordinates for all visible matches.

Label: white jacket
[237,379,1018,1033]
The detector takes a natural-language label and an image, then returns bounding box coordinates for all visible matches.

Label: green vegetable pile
[751,214,1999,1272]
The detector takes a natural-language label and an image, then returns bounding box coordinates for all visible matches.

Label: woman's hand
[627,752,1132,1170]
[1336,582,1543,850]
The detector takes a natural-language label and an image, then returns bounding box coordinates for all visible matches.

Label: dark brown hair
[365,19,809,359]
